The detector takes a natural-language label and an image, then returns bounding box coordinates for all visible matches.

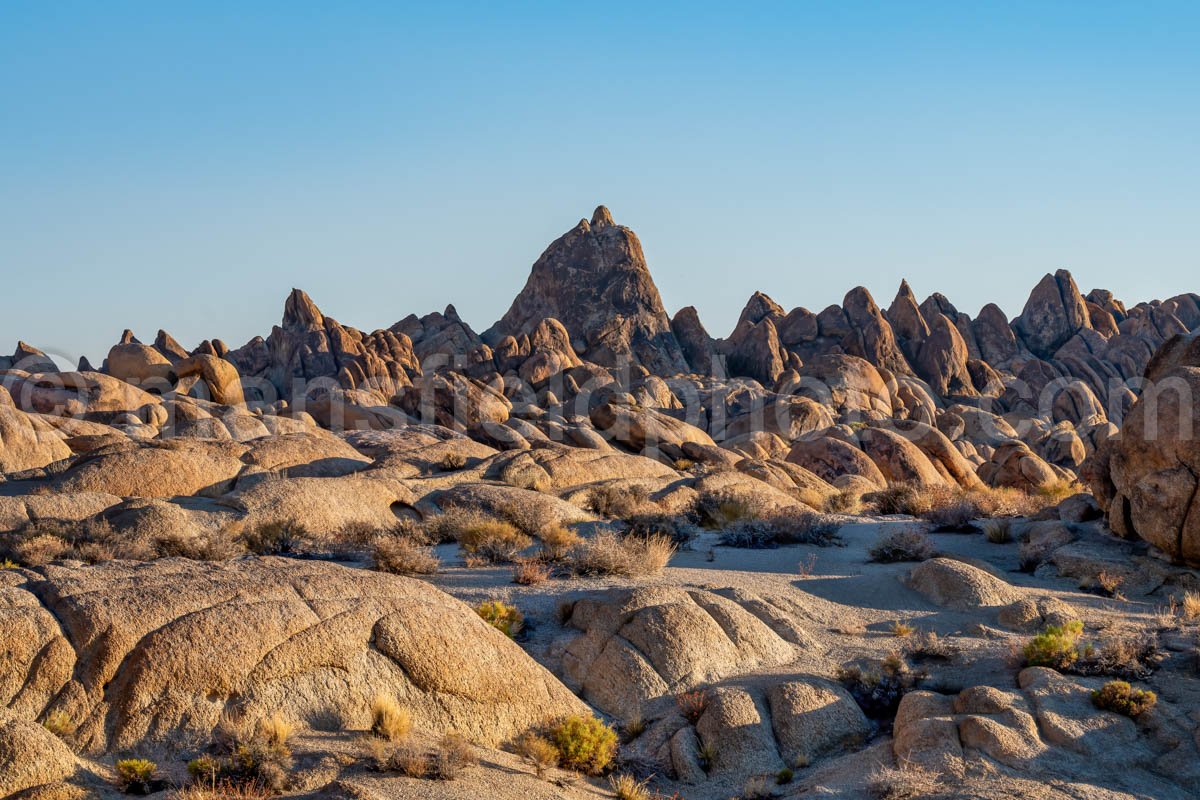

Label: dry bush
[739,775,777,800]
[867,764,940,799]
[676,690,708,723]
[6,518,141,566]
[173,781,276,800]
[549,715,618,775]
[242,520,309,556]
[365,737,430,777]
[440,451,467,471]
[370,695,411,742]
[455,519,532,563]
[837,653,923,719]
[890,620,916,638]
[906,631,959,662]
[432,733,476,780]
[1093,570,1125,598]
[589,483,652,519]
[871,484,929,516]
[516,733,560,779]
[822,489,863,515]
[476,600,524,638]
[717,512,841,549]
[512,558,551,585]
[982,518,1014,544]
[869,528,936,563]
[373,537,439,575]
[695,495,766,528]
[538,524,581,561]
[569,532,675,577]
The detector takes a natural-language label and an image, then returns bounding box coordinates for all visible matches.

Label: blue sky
[2,1,1198,366]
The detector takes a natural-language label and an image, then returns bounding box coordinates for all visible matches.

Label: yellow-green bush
[549,714,618,775]
[476,600,524,638]
[1024,620,1084,669]
[1091,680,1157,717]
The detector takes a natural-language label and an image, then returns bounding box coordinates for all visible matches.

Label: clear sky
[2,1,1198,367]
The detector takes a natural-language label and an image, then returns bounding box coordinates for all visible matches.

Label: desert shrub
[569,532,675,577]
[115,758,157,793]
[588,483,651,519]
[538,523,581,560]
[622,714,647,741]
[42,710,73,738]
[0,558,18,569]
[717,512,841,549]
[1078,629,1162,679]
[455,519,532,563]
[869,528,935,563]
[186,754,223,783]
[867,764,940,799]
[7,518,125,566]
[1024,620,1084,669]
[476,600,524,638]
[889,620,916,638]
[365,736,430,776]
[776,767,795,784]
[516,733,560,779]
[1035,478,1083,505]
[871,483,928,516]
[1183,591,1200,621]
[698,741,718,772]
[173,783,276,800]
[609,773,652,800]
[440,451,467,471]
[371,695,411,742]
[676,690,708,723]
[549,714,618,775]
[739,775,776,799]
[431,733,476,780]
[822,488,863,514]
[906,631,958,662]
[512,558,551,585]
[1091,680,1157,717]
[373,537,439,575]
[695,495,765,528]
[982,518,1014,544]
[242,520,308,556]
[837,653,923,720]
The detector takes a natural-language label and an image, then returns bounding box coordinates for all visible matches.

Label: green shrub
[476,600,524,638]
[777,766,795,784]
[1024,620,1085,669]
[1091,680,1157,717]
[115,758,157,793]
[549,714,618,775]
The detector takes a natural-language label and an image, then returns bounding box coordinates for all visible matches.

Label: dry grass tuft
[588,484,652,519]
[867,764,940,799]
[982,518,1014,544]
[1182,591,1200,621]
[889,620,916,638]
[42,710,74,738]
[370,695,412,742]
[255,713,295,753]
[609,773,653,800]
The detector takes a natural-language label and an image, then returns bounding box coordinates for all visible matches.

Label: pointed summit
[487,207,687,374]
[283,288,325,330]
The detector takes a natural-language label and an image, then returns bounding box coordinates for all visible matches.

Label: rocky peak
[283,288,325,330]
[736,291,786,330]
[1012,270,1092,359]
[486,207,687,375]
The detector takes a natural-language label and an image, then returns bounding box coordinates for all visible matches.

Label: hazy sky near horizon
[3,1,1198,367]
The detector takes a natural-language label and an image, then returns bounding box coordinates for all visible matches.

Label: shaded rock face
[3,558,587,753]
[1012,270,1092,359]
[671,306,718,375]
[487,207,688,375]
[1086,336,1200,565]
